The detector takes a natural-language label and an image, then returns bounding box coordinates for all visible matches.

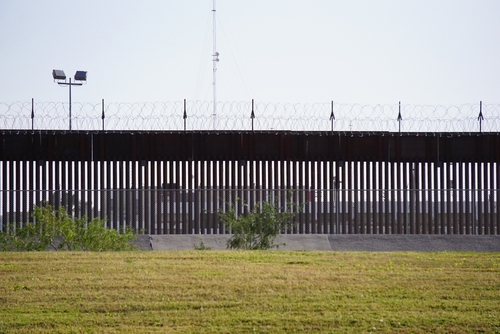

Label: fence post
[31,98,35,130]
[101,99,105,131]
[478,101,484,133]
[183,99,187,131]
[472,188,476,234]
[330,101,335,132]
[397,101,402,133]
[250,99,255,131]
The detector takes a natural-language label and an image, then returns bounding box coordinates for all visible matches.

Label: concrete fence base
[134,234,500,252]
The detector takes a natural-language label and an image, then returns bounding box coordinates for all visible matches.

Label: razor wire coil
[1,100,499,133]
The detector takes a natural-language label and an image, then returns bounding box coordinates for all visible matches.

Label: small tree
[219,194,301,250]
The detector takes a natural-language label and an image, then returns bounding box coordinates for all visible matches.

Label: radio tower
[212,0,219,130]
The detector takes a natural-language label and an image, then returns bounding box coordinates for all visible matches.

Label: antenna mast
[212,0,219,130]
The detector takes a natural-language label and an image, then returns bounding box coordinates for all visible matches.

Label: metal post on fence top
[397,101,402,133]
[101,99,105,131]
[330,101,335,132]
[478,100,484,133]
[183,99,187,131]
[31,98,34,131]
[250,98,255,131]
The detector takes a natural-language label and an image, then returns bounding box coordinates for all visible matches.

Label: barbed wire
[1,100,499,133]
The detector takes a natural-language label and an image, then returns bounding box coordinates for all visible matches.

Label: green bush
[193,240,212,250]
[0,204,137,252]
[218,195,301,250]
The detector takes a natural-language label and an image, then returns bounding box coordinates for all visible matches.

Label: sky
[1,0,499,106]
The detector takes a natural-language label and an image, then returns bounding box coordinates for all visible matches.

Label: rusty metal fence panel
[2,105,500,231]
[1,156,499,235]
[1,187,498,236]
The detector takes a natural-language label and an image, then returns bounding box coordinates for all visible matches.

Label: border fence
[1,130,499,235]
[1,187,497,235]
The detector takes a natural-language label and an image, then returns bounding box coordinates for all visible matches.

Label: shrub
[193,240,212,250]
[218,195,301,250]
[0,204,137,251]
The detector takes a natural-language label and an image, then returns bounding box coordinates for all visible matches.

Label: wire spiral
[1,100,498,133]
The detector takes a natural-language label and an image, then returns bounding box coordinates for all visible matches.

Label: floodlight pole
[58,78,83,131]
[69,78,72,131]
[53,69,86,131]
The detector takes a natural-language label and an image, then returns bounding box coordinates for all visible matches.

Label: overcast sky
[1,0,499,106]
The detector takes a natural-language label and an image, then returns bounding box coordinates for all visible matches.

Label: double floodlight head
[52,69,87,82]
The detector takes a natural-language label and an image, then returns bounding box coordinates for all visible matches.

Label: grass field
[0,251,499,333]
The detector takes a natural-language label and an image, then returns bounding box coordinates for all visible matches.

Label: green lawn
[0,251,499,333]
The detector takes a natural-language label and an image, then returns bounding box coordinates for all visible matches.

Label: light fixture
[52,69,66,81]
[52,69,88,130]
[74,71,87,81]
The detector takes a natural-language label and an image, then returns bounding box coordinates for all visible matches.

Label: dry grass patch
[0,251,499,333]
